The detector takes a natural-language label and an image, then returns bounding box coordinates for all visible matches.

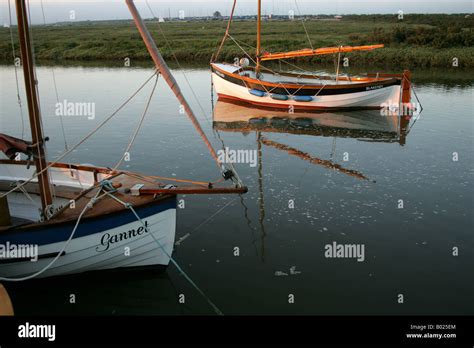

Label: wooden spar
[256,0,262,73]
[125,0,221,168]
[15,0,53,216]
[138,186,248,195]
[260,44,384,61]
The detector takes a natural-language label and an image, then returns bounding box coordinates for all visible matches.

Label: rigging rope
[294,0,314,50]
[0,70,159,200]
[212,0,237,63]
[113,73,159,170]
[7,0,25,139]
[39,0,69,152]
[144,0,212,129]
[143,0,243,187]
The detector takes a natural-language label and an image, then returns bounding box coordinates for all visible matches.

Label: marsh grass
[1,14,472,67]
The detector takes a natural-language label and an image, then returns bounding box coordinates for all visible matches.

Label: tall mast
[256,0,262,73]
[15,0,53,217]
[126,0,221,167]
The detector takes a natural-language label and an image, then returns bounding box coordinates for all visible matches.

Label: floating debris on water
[289,266,301,275]
[275,271,288,276]
[275,266,301,277]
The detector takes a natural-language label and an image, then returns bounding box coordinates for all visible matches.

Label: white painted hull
[0,162,177,280]
[0,207,176,279]
[212,72,402,110]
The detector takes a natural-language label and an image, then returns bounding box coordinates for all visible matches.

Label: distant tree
[213,11,222,19]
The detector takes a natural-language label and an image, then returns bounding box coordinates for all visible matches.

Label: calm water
[0,65,473,315]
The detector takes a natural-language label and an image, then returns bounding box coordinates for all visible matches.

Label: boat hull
[0,161,177,280]
[212,72,402,111]
[0,197,176,279]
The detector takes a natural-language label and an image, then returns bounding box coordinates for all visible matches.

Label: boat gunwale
[0,160,176,233]
[212,63,403,90]
[0,189,175,234]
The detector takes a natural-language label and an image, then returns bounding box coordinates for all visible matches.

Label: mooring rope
[174,197,238,246]
[103,189,224,316]
[1,178,224,315]
[0,187,106,282]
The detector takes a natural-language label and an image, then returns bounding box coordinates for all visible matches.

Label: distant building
[334,15,343,20]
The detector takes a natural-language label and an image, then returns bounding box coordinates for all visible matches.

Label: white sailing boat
[0,0,247,280]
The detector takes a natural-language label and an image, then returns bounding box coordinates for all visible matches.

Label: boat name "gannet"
[96,221,149,252]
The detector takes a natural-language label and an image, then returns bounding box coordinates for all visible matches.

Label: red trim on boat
[217,94,381,111]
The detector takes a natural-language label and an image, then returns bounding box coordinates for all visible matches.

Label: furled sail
[0,133,34,160]
[260,44,384,61]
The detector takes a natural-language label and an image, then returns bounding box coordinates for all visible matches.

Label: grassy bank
[1,14,472,68]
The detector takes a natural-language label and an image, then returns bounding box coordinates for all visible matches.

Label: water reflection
[212,100,411,145]
[213,100,414,264]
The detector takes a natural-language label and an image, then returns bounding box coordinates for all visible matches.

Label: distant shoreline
[1,14,472,68]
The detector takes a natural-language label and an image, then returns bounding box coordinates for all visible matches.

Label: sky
[1,0,472,25]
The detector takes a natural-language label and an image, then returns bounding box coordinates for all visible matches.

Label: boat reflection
[212,100,414,262]
[213,99,411,145]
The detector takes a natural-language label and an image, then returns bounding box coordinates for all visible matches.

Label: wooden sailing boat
[211,0,412,111]
[0,0,246,280]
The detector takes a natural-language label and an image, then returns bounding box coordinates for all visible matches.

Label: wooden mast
[126,0,221,167]
[256,0,262,73]
[15,0,53,217]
